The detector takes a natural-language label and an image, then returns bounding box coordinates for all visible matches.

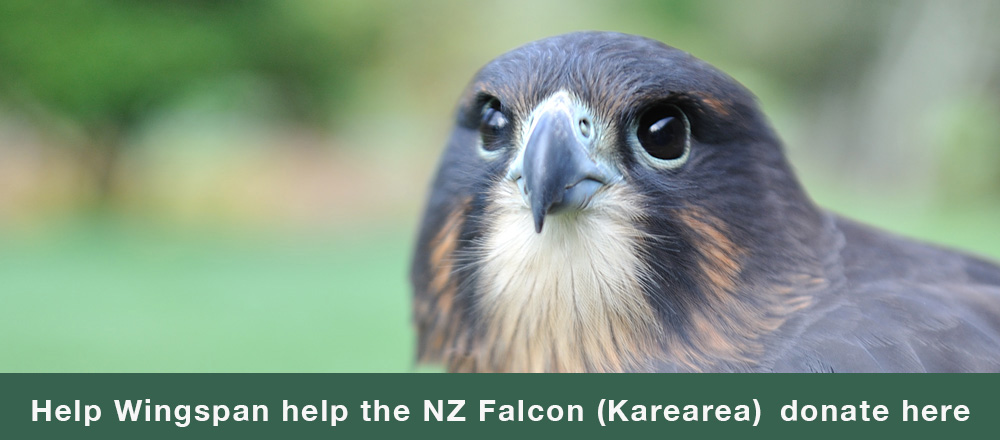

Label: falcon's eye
[479,98,509,151]
[635,104,690,165]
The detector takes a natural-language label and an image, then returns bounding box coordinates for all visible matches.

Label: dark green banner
[1,374,994,438]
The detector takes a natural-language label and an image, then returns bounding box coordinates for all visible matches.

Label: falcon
[410,32,1000,372]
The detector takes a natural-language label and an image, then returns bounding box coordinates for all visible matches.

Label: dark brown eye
[636,104,689,161]
[479,98,508,151]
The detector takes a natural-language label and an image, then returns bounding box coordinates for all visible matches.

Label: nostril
[578,118,592,138]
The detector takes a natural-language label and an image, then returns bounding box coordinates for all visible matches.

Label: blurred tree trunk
[805,0,1000,199]
[83,123,126,209]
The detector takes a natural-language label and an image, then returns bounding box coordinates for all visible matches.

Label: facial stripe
[416,198,470,363]
[662,206,815,369]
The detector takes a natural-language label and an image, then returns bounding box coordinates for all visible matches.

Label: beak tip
[532,208,545,233]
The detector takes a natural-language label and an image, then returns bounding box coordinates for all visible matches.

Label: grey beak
[521,107,606,233]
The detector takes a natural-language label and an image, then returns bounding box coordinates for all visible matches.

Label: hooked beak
[512,95,613,233]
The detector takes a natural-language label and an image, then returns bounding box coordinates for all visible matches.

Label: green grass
[1,194,997,373]
[0,219,417,372]
[802,177,1000,263]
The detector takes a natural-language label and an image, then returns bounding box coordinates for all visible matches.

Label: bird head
[412,32,835,372]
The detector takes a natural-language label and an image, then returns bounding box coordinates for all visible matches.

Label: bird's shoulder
[766,215,1000,372]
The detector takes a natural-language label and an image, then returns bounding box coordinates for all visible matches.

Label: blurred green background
[1,0,999,372]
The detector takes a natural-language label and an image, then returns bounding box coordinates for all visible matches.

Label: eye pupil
[647,117,675,145]
[482,108,506,131]
[637,105,688,161]
[479,98,508,151]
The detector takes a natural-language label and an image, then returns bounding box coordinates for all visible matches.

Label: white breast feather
[473,181,661,372]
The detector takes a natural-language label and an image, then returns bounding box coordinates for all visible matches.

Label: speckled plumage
[410,32,1000,372]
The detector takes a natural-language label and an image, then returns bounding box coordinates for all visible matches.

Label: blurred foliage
[0,0,383,200]
[0,1,383,125]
